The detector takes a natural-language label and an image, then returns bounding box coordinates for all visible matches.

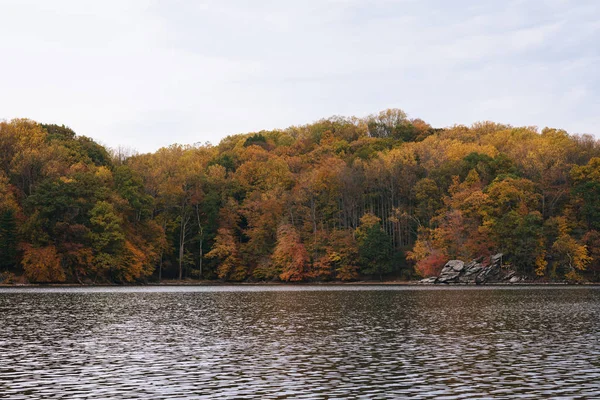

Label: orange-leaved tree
[21,244,65,283]
[273,223,309,282]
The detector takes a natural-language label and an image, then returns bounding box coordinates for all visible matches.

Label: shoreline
[1,280,599,288]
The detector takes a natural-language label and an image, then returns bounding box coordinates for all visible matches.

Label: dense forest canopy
[1,109,600,283]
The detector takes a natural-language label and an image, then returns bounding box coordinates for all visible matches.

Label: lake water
[0,286,599,399]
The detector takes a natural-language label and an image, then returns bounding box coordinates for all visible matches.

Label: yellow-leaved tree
[549,217,590,280]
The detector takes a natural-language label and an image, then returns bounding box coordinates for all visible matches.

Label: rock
[475,269,489,284]
[437,260,464,283]
[419,277,437,284]
[503,271,515,280]
[428,253,519,285]
[490,253,503,267]
[440,265,453,274]
[463,261,482,276]
[475,262,501,284]
[459,263,483,284]
[447,260,465,272]
[438,274,459,284]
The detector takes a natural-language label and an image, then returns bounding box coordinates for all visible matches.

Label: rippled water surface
[0,286,599,399]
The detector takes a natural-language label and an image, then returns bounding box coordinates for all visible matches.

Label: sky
[0,0,598,153]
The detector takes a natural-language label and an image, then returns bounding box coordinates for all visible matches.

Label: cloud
[0,0,598,152]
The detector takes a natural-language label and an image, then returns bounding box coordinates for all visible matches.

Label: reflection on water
[0,286,599,399]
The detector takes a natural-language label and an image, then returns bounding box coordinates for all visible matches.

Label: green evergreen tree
[356,214,393,280]
[0,209,18,270]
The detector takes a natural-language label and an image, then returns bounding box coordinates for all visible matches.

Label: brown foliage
[273,224,309,282]
[21,244,66,283]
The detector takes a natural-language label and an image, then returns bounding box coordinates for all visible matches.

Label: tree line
[1,109,599,283]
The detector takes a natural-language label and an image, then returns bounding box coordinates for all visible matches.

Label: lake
[0,286,599,399]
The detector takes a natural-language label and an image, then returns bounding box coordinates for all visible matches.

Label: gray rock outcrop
[419,253,523,285]
[437,260,464,283]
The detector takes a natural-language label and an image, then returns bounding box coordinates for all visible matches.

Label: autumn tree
[571,158,600,230]
[0,172,19,270]
[582,230,600,281]
[272,223,309,282]
[21,244,66,283]
[1,110,599,284]
[546,217,590,280]
[484,177,545,274]
[205,198,245,281]
[408,170,492,274]
[314,229,359,281]
[205,227,245,281]
[88,201,126,279]
[367,109,417,141]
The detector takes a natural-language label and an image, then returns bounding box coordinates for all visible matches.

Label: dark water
[0,286,599,399]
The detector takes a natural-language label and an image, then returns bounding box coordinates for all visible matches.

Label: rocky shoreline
[419,253,527,285]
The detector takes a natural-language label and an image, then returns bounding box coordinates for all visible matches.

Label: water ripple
[0,286,598,398]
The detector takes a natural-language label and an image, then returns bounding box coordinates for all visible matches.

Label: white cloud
[0,0,598,152]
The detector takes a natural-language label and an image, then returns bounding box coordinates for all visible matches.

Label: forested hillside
[1,110,599,283]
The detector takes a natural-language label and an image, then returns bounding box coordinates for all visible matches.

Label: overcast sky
[1,0,598,153]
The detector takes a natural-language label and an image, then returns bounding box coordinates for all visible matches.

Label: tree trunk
[178,243,184,280]
[196,205,204,281]
[159,252,163,282]
[179,213,189,281]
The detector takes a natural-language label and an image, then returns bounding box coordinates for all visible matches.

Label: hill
[1,110,599,283]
